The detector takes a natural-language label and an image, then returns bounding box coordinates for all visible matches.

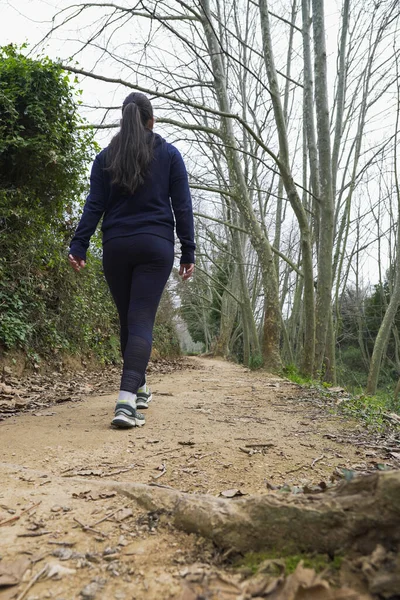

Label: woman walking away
[68,92,195,429]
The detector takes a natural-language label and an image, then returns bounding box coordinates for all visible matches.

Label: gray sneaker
[136,384,153,410]
[111,400,146,428]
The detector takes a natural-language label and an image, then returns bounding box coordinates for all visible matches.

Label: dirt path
[0,357,394,599]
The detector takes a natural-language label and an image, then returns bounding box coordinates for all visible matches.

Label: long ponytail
[106,92,154,194]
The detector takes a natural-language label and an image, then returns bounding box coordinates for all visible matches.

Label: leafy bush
[153,288,181,358]
[336,391,400,431]
[0,46,179,365]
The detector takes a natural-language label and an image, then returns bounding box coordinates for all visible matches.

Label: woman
[68,92,195,429]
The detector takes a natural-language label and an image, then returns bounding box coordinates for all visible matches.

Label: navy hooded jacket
[69,133,195,264]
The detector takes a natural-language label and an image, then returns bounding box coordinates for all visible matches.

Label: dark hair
[106,92,154,194]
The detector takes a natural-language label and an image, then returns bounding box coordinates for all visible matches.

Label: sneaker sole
[111,414,146,428]
[136,393,153,410]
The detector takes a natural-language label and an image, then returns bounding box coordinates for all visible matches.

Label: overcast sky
[2,0,397,287]
[1,0,344,146]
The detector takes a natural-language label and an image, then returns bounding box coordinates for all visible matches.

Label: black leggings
[103,234,174,394]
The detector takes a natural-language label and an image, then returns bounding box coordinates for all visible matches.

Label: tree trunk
[113,470,400,555]
[233,220,261,366]
[367,273,400,395]
[324,310,336,384]
[273,0,297,278]
[331,0,350,197]
[258,0,315,376]
[367,69,400,395]
[200,0,282,371]
[302,0,321,253]
[214,272,239,358]
[312,0,335,377]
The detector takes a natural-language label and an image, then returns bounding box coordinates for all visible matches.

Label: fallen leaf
[0,557,30,587]
[46,563,76,579]
[266,481,279,490]
[70,469,103,477]
[178,587,198,600]
[257,562,370,599]
[52,548,73,561]
[219,489,245,498]
[206,573,241,595]
[14,397,29,409]
[341,468,355,481]
[0,384,14,395]
[72,490,117,501]
[370,572,400,597]
[115,508,133,522]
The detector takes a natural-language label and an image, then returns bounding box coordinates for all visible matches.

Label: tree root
[111,471,400,554]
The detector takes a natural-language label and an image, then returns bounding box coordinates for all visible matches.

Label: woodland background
[1,0,400,413]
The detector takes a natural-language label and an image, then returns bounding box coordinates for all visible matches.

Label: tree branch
[194,212,303,276]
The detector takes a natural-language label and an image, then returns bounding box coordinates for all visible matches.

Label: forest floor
[0,356,399,600]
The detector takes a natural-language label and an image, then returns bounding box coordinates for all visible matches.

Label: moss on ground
[236,550,343,576]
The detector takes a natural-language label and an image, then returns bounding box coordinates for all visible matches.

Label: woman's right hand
[68,254,86,272]
[179,263,194,280]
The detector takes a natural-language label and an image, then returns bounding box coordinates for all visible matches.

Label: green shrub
[153,289,181,358]
[0,46,180,366]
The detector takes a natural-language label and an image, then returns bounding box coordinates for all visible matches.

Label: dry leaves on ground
[0,358,198,420]
[0,558,30,588]
[178,562,373,600]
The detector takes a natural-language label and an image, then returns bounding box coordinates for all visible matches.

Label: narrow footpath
[0,357,397,600]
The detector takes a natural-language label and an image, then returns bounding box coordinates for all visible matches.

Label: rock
[80,582,100,599]
[52,547,73,561]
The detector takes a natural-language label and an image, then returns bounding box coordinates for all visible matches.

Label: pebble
[52,547,73,561]
[118,536,128,546]
[80,583,99,599]
[103,547,119,556]
[104,554,120,562]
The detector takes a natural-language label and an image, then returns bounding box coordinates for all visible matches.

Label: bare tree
[31,0,400,388]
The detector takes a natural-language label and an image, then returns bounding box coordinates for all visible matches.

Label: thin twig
[245,443,275,448]
[17,531,52,538]
[151,447,181,458]
[91,510,119,527]
[100,465,135,477]
[0,501,41,527]
[285,465,307,474]
[47,541,76,547]
[193,452,217,460]
[148,482,175,489]
[311,454,325,468]
[73,517,107,537]
[15,565,48,600]
[152,463,167,480]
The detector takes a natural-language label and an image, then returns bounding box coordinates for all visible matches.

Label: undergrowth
[235,550,343,576]
[336,391,400,432]
[282,364,400,431]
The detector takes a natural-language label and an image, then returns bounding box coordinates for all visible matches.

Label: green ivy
[0,46,180,365]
